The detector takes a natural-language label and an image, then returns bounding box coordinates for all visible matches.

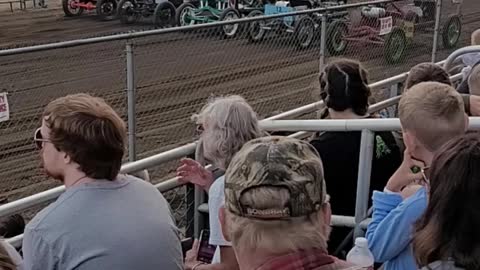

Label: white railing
[2,46,477,247]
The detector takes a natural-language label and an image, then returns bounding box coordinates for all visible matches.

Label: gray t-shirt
[22,175,183,270]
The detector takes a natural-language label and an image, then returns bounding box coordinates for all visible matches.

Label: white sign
[379,16,393,36]
[0,92,10,123]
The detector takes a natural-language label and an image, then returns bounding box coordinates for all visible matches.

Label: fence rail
[1,0,480,248]
[1,46,474,245]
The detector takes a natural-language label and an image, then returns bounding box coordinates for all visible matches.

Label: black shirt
[310,129,401,255]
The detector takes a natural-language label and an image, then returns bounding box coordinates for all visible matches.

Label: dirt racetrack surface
[0,0,480,206]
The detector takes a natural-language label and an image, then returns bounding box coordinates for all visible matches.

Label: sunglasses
[34,128,51,150]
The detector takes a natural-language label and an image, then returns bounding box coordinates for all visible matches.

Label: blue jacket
[366,187,427,270]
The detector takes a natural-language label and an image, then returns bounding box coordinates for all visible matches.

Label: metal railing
[1,62,468,248]
[0,54,458,219]
[1,0,478,248]
[6,116,480,248]
[3,0,472,206]
[444,45,480,71]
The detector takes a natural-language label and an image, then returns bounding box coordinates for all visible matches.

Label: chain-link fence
[0,0,480,238]
[0,41,127,203]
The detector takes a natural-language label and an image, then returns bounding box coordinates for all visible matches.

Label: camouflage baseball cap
[224,136,327,219]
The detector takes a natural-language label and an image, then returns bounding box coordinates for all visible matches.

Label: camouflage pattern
[224,136,327,219]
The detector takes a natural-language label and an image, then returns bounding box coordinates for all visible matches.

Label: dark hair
[0,199,25,238]
[43,94,126,181]
[319,59,370,116]
[405,63,452,90]
[0,215,25,238]
[413,133,480,269]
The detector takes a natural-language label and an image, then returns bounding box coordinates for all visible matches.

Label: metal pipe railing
[6,117,480,248]
[354,130,375,238]
[261,118,480,132]
[444,45,480,71]
[0,70,464,223]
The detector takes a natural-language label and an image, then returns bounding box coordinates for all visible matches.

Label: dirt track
[0,0,480,203]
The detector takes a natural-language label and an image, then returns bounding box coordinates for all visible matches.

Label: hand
[400,184,423,200]
[177,158,214,192]
[185,239,204,270]
[470,95,480,116]
[385,149,425,192]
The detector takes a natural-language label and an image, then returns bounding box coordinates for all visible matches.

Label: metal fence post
[194,186,205,238]
[387,83,400,117]
[319,13,328,72]
[354,129,375,239]
[431,0,443,62]
[126,42,137,162]
[185,184,196,238]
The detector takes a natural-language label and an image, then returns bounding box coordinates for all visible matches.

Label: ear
[402,130,417,153]
[63,153,72,165]
[219,206,231,242]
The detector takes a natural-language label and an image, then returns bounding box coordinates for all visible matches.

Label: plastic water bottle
[346,237,374,269]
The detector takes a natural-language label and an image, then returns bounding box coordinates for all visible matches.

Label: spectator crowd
[0,28,479,270]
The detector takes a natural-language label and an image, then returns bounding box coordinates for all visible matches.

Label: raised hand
[177,158,214,192]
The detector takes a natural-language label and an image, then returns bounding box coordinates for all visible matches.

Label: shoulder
[26,191,73,232]
[396,187,427,216]
[208,176,226,212]
[118,174,166,198]
[310,132,359,149]
[121,174,153,188]
[209,175,225,197]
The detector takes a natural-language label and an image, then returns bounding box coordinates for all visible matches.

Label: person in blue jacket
[366,82,469,270]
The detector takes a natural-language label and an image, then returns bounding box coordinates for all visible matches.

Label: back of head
[399,82,465,152]
[472,29,480,45]
[0,215,24,238]
[405,63,451,90]
[224,136,330,255]
[414,133,480,269]
[319,59,371,116]
[468,64,480,96]
[193,95,262,169]
[43,94,126,180]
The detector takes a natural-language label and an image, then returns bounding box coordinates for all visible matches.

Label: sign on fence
[0,93,10,122]
[379,16,393,36]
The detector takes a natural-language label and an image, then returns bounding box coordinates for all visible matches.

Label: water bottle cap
[355,237,368,248]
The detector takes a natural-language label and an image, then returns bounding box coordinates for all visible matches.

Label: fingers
[185,239,199,256]
[180,158,201,167]
[403,149,426,168]
[192,238,200,253]
[409,157,426,168]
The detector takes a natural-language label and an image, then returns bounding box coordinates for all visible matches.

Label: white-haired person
[177,95,263,270]
[218,136,362,270]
